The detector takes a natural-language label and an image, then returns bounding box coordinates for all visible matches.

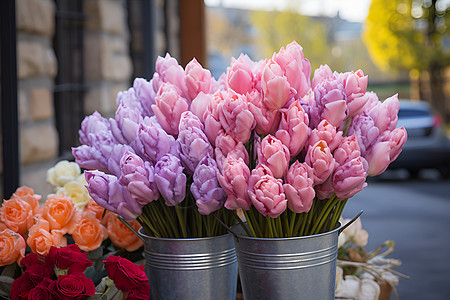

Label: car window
[398,109,431,118]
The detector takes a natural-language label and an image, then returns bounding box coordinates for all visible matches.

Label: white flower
[335,267,381,300]
[56,180,91,210]
[341,217,368,247]
[47,160,81,187]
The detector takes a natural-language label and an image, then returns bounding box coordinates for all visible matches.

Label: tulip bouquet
[73,41,407,239]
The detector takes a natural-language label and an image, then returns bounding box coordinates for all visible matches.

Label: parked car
[387,100,450,178]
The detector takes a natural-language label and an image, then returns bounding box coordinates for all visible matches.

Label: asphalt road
[342,169,450,300]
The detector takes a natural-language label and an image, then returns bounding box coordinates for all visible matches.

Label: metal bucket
[139,229,238,300]
[233,224,341,300]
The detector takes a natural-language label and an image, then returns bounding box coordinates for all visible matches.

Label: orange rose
[0,229,26,266]
[84,199,106,221]
[27,218,67,256]
[11,186,42,214]
[71,211,107,252]
[0,198,34,235]
[104,212,143,252]
[42,194,76,234]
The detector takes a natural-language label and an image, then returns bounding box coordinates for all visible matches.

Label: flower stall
[1,40,407,300]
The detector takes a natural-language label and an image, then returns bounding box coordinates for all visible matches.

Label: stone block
[84,0,125,35]
[29,88,53,121]
[18,41,57,79]
[18,89,29,122]
[20,124,58,165]
[84,85,116,117]
[16,0,55,36]
[18,40,44,79]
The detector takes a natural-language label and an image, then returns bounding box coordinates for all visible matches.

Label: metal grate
[53,0,88,159]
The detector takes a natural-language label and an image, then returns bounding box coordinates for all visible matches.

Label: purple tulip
[333,157,367,200]
[343,70,369,117]
[283,161,315,213]
[108,144,135,177]
[85,170,141,220]
[347,114,380,156]
[177,111,214,174]
[119,151,159,206]
[367,94,400,134]
[191,156,226,215]
[133,78,157,117]
[154,154,187,206]
[72,145,109,173]
[312,76,347,128]
[217,156,251,210]
[132,122,177,164]
[110,102,143,144]
[79,111,110,146]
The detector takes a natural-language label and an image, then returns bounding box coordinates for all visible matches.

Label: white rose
[47,160,81,187]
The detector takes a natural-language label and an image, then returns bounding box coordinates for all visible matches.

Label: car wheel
[438,166,450,179]
[408,169,420,179]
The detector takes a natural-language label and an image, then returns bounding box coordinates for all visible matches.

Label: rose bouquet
[73,41,407,239]
[9,245,149,300]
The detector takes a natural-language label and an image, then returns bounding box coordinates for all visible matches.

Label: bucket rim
[232,222,342,241]
[138,228,233,242]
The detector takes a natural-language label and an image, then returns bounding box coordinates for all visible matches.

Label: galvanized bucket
[138,229,238,300]
[232,224,341,300]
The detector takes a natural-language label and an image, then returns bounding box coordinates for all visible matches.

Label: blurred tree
[364,0,450,121]
[251,9,328,70]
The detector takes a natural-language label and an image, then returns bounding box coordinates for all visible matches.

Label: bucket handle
[118,215,145,242]
[338,210,363,235]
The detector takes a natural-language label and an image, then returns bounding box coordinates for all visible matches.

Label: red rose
[27,278,58,300]
[124,283,151,300]
[55,272,95,299]
[10,272,36,300]
[49,245,93,273]
[104,255,149,292]
[20,252,55,283]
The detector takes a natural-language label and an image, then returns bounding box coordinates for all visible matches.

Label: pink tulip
[261,60,290,110]
[343,70,369,117]
[217,92,255,143]
[152,82,189,136]
[312,64,334,90]
[273,41,311,99]
[315,176,334,200]
[217,156,251,210]
[152,53,188,99]
[249,174,287,218]
[307,120,342,153]
[247,90,280,135]
[368,94,399,133]
[365,140,391,176]
[386,127,408,163]
[275,101,310,158]
[191,92,212,123]
[248,163,274,194]
[333,157,367,199]
[305,140,336,185]
[185,58,212,101]
[214,132,249,171]
[258,135,290,179]
[226,54,255,95]
[283,161,315,213]
[333,135,361,166]
[204,91,226,144]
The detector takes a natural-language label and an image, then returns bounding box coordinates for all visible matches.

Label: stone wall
[16,0,59,198]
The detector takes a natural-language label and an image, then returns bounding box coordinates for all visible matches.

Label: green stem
[231,210,252,236]
[312,197,339,235]
[175,205,188,238]
[243,210,257,237]
[289,211,297,237]
[330,198,348,231]
[266,216,274,238]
